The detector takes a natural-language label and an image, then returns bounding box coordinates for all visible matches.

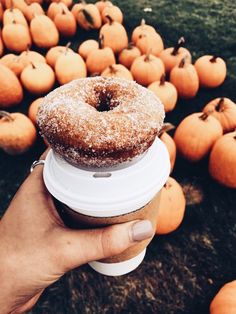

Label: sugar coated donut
[37,77,164,168]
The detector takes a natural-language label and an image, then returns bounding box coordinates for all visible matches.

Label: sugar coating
[37,77,165,167]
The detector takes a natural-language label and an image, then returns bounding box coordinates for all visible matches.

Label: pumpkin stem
[105,14,113,24]
[164,180,172,189]
[159,123,175,137]
[65,41,71,52]
[98,34,104,49]
[210,56,218,63]
[127,42,135,49]
[140,18,146,26]
[179,56,187,68]
[172,37,185,56]
[144,49,152,62]
[31,62,36,69]
[0,111,14,121]
[199,112,210,121]
[215,98,225,112]
[159,74,166,86]
[109,65,117,73]
[80,9,94,26]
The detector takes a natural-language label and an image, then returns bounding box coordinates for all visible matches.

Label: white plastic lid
[43,137,170,217]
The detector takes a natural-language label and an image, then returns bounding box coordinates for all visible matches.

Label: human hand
[0,151,154,314]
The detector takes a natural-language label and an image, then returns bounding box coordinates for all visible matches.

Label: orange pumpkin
[54,8,77,37]
[0,53,24,77]
[0,28,4,57]
[95,0,113,13]
[118,43,141,69]
[170,57,199,99]
[130,53,165,86]
[71,2,84,19]
[0,111,37,154]
[195,55,227,88]
[3,7,28,26]
[4,0,28,14]
[148,74,178,113]
[101,5,123,24]
[159,37,192,74]
[136,32,164,57]
[0,64,23,108]
[131,18,156,43]
[86,35,116,74]
[203,97,236,133]
[76,3,102,30]
[21,62,55,95]
[156,177,186,235]
[78,39,99,60]
[159,123,176,173]
[25,3,45,22]
[47,2,68,20]
[99,15,128,54]
[209,131,236,188]
[20,49,46,67]
[101,64,133,80]
[210,281,236,314]
[46,43,74,69]
[174,112,223,162]
[28,97,43,125]
[0,3,3,23]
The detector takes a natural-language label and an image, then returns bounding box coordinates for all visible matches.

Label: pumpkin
[0,29,4,57]
[159,123,176,173]
[170,57,199,99]
[55,52,87,85]
[0,64,23,108]
[0,53,24,77]
[3,7,28,26]
[46,43,74,69]
[54,8,77,37]
[47,2,68,20]
[174,112,223,162]
[71,2,84,19]
[203,98,236,133]
[2,22,32,53]
[148,74,178,113]
[86,35,115,74]
[195,55,227,88]
[136,32,164,57]
[4,0,28,14]
[210,281,236,314]
[159,37,192,74]
[76,3,102,30]
[156,177,186,235]
[30,15,59,48]
[20,49,46,67]
[130,53,165,86]
[0,3,3,23]
[26,0,43,4]
[50,0,72,7]
[99,15,128,54]
[131,18,156,43]
[0,111,37,154]
[95,0,113,13]
[25,3,45,22]
[101,5,123,24]
[78,39,99,60]
[209,132,236,188]
[118,43,141,69]
[21,62,55,95]
[101,64,133,80]
[28,97,43,125]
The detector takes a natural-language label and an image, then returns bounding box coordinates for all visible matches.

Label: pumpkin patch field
[0,0,235,313]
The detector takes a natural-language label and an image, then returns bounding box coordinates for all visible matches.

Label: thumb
[59,220,154,271]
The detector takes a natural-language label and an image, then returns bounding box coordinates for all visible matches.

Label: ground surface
[0,0,236,313]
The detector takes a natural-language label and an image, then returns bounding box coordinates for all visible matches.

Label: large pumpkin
[210,281,236,314]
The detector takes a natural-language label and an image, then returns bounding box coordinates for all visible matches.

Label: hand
[0,151,154,314]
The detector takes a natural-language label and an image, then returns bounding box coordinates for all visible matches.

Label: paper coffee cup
[43,138,170,276]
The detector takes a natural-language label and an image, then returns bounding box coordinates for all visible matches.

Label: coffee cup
[43,137,170,276]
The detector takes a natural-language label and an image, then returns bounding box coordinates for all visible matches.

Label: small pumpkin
[209,132,236,188]
[20,49,46,67]
[0,53,24,77]
[156,177,186,235]
[21,62,55,95]
[76,3,102,30]
[174,112,223,162]
[131,18,156,43]
[130,53,165,86]
[148,74,178,113]
[4,0,28,14]
[0,64,23,108]
[28,97,43,125]
[0,111,37,154]
[71,2,84,19]
[203,97,236,133]
[55,51,87,85]
[78,39,99,60]
[159,123,176,173]
[86,35,115,74]
[99,15,128,54]
[2,21,32,53]
[30,14,59,48]
[25,3,45,22]
[3,7,28,26]
[195,55,227,88]
[210,281,236,314]
[101,5,123,24]
[118,43,141,69]
[159,37,192,74]
[46,43,74,69]
[95,0,113,13]
[101,64,133,80]
[47,2,68,20]
[136,32,164,57]
[0,28,4,57]
[54,7,77,37]
[170,57,199,99]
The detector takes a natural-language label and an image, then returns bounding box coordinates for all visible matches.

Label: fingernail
[130,220,154,242]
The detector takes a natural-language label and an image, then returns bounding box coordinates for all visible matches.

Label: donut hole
[87,85,120,112]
